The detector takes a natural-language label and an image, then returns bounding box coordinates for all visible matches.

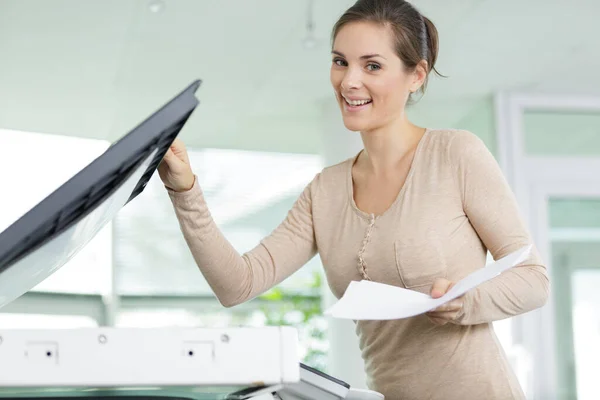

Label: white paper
[324,244,532,320]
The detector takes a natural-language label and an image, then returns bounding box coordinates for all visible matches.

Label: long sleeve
[448,131,550,325]
[166,173,320,308]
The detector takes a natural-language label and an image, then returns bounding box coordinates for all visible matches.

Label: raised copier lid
[0,80,201,310]
[0,79,381,400]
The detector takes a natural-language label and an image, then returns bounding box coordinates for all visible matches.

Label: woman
[158,0,549,398]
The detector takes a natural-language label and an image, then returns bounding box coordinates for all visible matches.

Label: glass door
[545,197,600,400]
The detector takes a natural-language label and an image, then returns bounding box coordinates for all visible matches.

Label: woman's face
[330,21,420,133]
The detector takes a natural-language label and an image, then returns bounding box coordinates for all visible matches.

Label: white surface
[0,326,299,387]
[0,148,157,310]
[325,245,532,320]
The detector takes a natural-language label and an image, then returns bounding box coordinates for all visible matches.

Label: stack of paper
[324,245,532,320]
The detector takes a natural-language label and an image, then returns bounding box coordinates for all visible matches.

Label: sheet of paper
[324,244,532,320]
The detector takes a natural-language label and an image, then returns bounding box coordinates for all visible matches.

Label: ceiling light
[302,0,318,50]
[148,0,165,13]
[303,34,317,49]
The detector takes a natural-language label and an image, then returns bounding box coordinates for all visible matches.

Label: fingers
[427,278,467,326]
[426,307,461,325]
[170,138,190,164]
[160,148,178,166]
[162,148,175,160]
[430,278,453,299]
[426,296,464,326]
[431,298,463,313]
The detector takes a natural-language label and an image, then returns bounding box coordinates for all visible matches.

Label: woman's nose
[341,68,362,91]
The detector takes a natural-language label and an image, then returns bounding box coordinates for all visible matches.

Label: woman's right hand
[158,138,196,192]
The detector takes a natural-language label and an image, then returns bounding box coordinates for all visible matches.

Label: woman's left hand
[426,278,464,325]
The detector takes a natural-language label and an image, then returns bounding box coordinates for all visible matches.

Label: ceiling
[0,0,598,155]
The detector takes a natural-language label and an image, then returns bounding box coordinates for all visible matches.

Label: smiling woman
[158,1,549,399]
[330,0,443,134]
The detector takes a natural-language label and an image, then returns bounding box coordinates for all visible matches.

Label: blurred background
[0,1,598,399]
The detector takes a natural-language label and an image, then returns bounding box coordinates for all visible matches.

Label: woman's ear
[409,60,428,93]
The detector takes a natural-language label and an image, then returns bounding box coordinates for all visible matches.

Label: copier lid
[0,80,201,309]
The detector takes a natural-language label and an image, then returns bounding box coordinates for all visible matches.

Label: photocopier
[0,81,384,400]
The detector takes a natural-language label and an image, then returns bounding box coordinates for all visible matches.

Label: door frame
[531,182,600,400]
[494,92,600,400]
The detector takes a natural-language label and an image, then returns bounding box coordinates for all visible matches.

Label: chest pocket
[394,236,447,294]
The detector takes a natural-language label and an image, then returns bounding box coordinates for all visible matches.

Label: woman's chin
[342,117,370,132]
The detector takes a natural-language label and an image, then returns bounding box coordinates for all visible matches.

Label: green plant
[257,271,329,372]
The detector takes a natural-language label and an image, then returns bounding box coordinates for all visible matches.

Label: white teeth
[345,98,372,106]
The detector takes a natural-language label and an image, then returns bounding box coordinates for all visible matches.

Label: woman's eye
[367,63,381,71]
[333,58,347,67]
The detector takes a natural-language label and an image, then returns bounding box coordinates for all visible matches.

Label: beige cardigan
[167,128,549,399]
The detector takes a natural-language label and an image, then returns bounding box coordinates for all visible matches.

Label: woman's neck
[358,116,426,176]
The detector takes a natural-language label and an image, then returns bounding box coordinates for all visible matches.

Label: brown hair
[331,0,444,99]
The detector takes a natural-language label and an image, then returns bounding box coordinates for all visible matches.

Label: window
[113,147,328,369]
[0,129,112,295]
[114,147,323,296]
[523,110,600,157]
